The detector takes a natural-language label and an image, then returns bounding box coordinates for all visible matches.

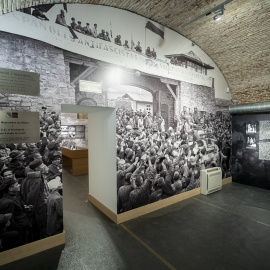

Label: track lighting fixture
[213,5,225,21]
[180,0,232,28]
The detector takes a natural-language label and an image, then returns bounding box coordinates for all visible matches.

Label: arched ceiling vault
[1,0,270,104]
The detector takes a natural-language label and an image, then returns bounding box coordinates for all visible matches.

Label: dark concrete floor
[2,169,270,270]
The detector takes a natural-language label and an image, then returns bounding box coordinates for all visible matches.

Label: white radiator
[200,167,222,195]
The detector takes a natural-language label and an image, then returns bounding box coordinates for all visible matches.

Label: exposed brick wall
[0,32,75,113]
[181,0,270,105]
[2,0,268,106]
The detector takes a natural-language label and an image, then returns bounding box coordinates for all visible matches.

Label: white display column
[88,108,117,214]
[61,105,117,214]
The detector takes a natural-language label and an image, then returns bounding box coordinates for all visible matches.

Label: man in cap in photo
[28,158,50,199]
[0,161,6,182]
[47,128,58,141]
[123,40,129,49]
[129,169,154,209]
[117,172,134,213]
[98,29,107,40]
[171,172,182,195]
[117,157,139,191]
[0,178,32,242]
[9,150,27,181]
[150,177,164,203]
[70,17,77,29]
[24,143,38,165]
[47,152,62,181]
[105,31,111,42]
[184,169,200,192]
[74,21,84,32]
[20,171,47,240]
[92,23,98,37]
[42,141,60,166]
[0,168,17,187]
[0,213,21,251]
[83,23,92,35]
[180,106,189,122]
[55,9,67,27]
[135,41,142,53]
[46,178,63,236]
[0,145,10,166]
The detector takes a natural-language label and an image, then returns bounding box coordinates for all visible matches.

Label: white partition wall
[88,109,117,213]
[61,104,117,214]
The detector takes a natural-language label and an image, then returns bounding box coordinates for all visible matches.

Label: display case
[62,147,88,176]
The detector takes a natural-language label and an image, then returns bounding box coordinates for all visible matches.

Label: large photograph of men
[67,51,232,215]
[116,106,231,213]
[0,108,63,251]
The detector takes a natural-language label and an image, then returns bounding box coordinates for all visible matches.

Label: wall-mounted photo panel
[0,109,63,253]
[232,115,270,190]
[61,125,85,139]
[259,142,270,161]
[246,121,258,149]
[259,121,270,140]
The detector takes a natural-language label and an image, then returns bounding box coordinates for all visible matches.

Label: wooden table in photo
[62,147,88,176]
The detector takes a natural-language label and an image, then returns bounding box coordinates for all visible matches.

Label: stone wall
[180,81,216,113]
[0,32,75,113]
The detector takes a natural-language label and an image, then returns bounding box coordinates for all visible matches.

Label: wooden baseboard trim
[222,176,232,185]
[89,187,201,224]
[0,231,65,266]
[88,194,117,223]
[89,177,232,224]
[117,187,201,223]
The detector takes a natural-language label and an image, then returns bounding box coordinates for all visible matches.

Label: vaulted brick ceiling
[1,0,270,104]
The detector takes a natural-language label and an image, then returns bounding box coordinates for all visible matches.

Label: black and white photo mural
[0,3,232,251]
[232,114,270,190]
[0,110,63,251]
[66,53,232,213]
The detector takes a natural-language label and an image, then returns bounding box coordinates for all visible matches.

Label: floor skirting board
[223,176,232,185]
[88,177,232,224]
[88,194,118,223]
[0,231,66,266]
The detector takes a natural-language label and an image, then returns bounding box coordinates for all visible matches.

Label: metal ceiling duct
[229,102,270,114]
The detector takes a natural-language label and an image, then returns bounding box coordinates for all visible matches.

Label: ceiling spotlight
[213,13,222,21]
[180,0,232,28]
[213,5,225,21]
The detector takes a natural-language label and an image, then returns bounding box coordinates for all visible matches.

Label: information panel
[0,67,40,96]
[61,125,85,139]
[0,110,40,143]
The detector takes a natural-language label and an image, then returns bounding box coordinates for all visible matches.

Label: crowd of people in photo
[116,106,231,213]
[0,108,63,251]
[145,46,157,59]
[170,56,184,66]
[54,9,158,59]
